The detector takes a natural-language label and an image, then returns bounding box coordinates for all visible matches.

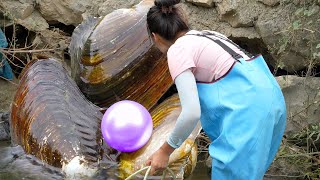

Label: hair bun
[155,0,181,7]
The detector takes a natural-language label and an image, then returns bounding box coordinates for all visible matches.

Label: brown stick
[0,48,56,53]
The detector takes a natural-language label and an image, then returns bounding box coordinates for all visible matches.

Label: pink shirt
[167,30,250,82]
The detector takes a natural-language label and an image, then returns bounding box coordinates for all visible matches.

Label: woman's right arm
[167,69,201,149]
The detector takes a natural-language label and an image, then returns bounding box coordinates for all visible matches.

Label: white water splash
[62,156,97,179]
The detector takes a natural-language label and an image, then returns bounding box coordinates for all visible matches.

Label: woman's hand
[146,142,175,175]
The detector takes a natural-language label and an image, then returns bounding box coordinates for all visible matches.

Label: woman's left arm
[146,69,201,175]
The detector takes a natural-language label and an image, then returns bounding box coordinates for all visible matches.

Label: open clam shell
[69,0,173,110]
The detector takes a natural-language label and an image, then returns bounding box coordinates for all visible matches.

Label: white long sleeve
[167,69,201,148]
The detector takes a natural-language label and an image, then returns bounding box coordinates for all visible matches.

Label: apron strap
[186,32,253,61]
[201,31,253,58]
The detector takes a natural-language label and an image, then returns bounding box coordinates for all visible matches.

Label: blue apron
[194,33,286,180]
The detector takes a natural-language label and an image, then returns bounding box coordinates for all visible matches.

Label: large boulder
[36,0,103,25]
[185,0,214,8]
[181,3,221,30]
[276,75,320,135]
[214,0,263,28]
[97,0,141,16]
[256,4,320,73]
[0,0,34,20]
[181,3,260,39]
[0,0,48,31]
[257,0,280,7]
[17,11,49,32]
[33,0,153,25]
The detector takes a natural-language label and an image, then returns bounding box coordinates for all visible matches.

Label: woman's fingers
[146,159,151,166]
[149,162,166,175]
[146,147,170,175]
[149,165,156,175]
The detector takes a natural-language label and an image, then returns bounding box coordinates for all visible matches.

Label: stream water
[0,141,211,180]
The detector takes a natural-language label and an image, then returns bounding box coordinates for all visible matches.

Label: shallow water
[0,141,211,180]
[185,161,211,180]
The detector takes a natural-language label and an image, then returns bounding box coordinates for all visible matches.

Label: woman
[145,0,286,179]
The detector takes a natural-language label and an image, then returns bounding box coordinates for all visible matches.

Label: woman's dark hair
[147,0,189,41]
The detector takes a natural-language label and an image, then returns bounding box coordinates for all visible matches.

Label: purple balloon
[101,100,153,152]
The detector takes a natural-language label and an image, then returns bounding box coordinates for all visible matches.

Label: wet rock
[0,0,34,20]
[0,112,10,141]
[276,75,320,135]
[185,0,214,8]
[257,0,280,7]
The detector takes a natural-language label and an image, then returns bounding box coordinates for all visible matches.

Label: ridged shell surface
[69,0,173,110]
[10,59,115,169]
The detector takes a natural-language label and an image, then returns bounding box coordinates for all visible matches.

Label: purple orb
[101,100,153,152]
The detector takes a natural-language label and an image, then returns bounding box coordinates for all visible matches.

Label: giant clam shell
[69,0,173,110]
[119,95,201,179]
[10,58,201,179]
[10,58,115,171]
